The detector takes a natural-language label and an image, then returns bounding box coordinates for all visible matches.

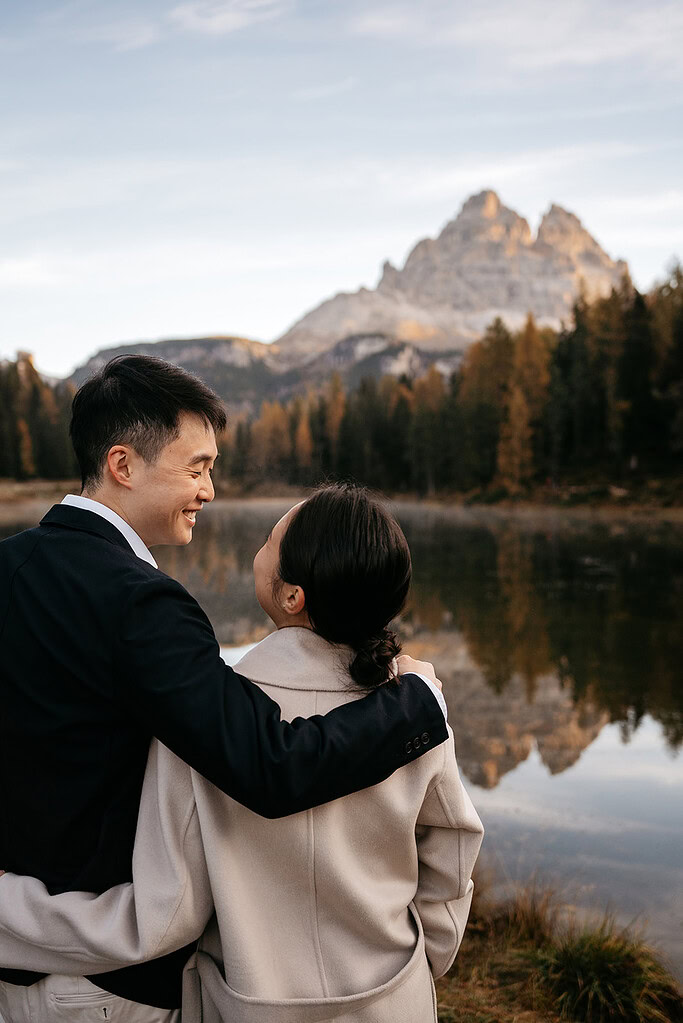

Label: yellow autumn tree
[250,401,291,477]
[459,318,514,409]
[413,365,445,412]
[497,385,533,491]
[16,418,36,479]
[514,313,551,422]
[325,373,346,468]
[293,403,313,471]
[495,314,551,491]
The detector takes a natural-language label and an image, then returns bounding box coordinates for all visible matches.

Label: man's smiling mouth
[183,509,198,524]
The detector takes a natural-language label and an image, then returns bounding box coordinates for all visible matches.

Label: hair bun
[349,628,402,688]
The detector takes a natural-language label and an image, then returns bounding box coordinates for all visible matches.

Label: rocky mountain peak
[535,202,629,285]
[435,189,532,249]
[537,203,599,250]
[460,189,503,218]
[274,191,629,364]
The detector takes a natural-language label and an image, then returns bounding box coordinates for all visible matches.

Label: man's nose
[198,473,215,502]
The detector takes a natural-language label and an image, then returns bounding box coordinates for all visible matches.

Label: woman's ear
[281,583,306,617]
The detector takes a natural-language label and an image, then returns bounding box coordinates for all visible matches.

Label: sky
[1,0,682,378]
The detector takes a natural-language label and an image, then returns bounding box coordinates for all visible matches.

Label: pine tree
[458,318,514,487]
[250,401,291,480]
[410,367,445,495]
[496,314,551,489]
[589,281,631,472]
[325,373,346,473]
[497,385,533,491]
[618,290,663,468]
[293,403,314,480]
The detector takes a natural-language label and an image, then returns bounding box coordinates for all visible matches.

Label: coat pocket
[193,904,437,1023]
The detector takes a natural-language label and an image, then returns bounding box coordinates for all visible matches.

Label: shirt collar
[61,495,158,569]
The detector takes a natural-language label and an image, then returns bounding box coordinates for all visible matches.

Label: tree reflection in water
[400,509,683,756]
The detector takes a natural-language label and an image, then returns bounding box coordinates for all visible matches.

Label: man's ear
[282,584,306,617]
[105,445,135,490]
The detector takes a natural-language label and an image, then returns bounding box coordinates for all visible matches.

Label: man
[0,355,447,1022]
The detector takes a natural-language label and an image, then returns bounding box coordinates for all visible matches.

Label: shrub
[537,917,683,1022]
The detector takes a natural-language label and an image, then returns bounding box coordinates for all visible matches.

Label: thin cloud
[473,98,683,127]
[291,76,357,102]
[168,0,291,35]
[30,0,293,52]
[0,257,64,289]
[75,18,161,51]
[349,0,683,80]
[353,141,648,206]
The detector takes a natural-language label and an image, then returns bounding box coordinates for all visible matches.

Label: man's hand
[396,654,442,691]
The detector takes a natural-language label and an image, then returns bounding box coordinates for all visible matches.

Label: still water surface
[3,499,683,979]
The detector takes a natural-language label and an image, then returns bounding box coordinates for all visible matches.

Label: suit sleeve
[0,742,213,974]
[116,574,448,818]
[414,728,484,978]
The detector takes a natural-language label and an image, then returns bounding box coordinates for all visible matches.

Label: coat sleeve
[414,728,484,979]
[117,573,448,818]
[0,742,213,974]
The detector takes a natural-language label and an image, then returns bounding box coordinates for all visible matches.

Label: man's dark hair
[70,354,227,489]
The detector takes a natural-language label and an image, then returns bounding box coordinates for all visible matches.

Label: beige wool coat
[0,627,484,1023]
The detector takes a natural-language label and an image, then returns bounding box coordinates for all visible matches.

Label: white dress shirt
[61,494,158,568]
[59,494,446,720]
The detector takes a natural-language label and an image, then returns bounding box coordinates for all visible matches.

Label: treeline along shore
[2,265,682,504]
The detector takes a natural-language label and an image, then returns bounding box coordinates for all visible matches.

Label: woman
[0,484,483,1022]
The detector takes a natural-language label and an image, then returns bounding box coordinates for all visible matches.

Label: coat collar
[235,627,359,693]
[40,504,141,559]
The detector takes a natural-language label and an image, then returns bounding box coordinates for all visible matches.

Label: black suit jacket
[0,504,447,1007]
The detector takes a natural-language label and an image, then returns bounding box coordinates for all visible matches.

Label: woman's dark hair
[70,355,227,489]
[276,483,411,688]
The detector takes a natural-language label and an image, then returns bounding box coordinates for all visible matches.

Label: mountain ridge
[68,190,629,413]
[274,189,628,364]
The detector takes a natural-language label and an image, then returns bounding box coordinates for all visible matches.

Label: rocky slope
[69,334,461,417]
[275,190,629,364]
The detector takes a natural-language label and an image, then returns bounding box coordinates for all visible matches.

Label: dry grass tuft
[537,916,683,1022]
[436,876,682,1023]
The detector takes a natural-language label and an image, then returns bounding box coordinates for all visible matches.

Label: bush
[536,918,683,1022]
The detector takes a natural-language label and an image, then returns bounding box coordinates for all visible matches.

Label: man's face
[129,412,218,547]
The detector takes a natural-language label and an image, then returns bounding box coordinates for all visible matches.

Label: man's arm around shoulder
[118,574,448,818]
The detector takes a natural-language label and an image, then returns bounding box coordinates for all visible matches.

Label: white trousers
[0,976,180,1023]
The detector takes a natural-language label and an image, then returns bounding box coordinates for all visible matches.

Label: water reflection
[396,507,683,757]
[151,499,683,781]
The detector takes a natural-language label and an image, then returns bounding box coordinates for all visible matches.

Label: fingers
[396,654,442,690]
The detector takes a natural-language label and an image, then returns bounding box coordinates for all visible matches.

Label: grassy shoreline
[437,876,683,1022]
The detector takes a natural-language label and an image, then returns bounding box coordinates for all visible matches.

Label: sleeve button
[421,732,430,745]
[405,741,414,755]
[413,737,422,751]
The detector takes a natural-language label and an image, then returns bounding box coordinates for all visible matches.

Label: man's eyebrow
[188,452,219,466]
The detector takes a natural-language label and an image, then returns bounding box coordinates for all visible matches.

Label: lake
[2,497,682,981]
